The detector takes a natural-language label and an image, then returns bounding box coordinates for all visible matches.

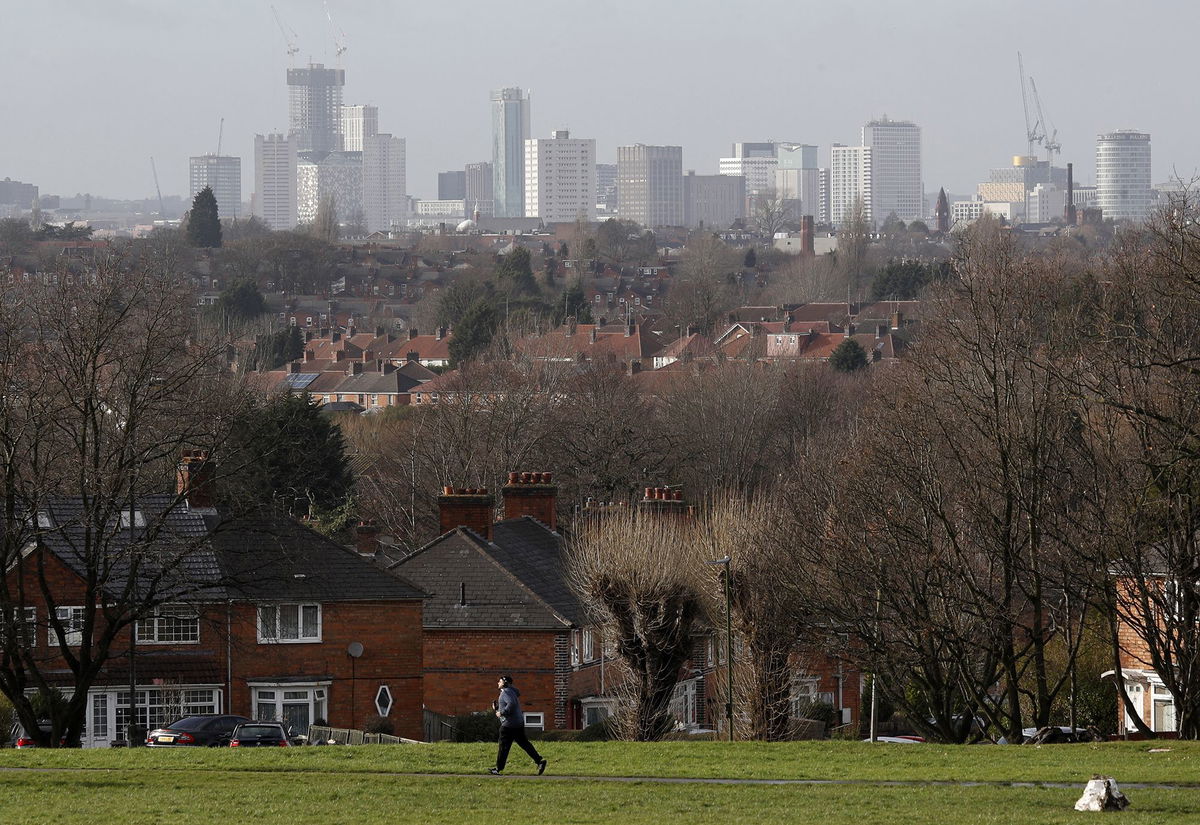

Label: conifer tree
[185,186,222,248]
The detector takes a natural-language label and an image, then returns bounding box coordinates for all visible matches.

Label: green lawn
[1,741,1198,824]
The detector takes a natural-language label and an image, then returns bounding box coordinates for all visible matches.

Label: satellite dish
[347,642,364,658]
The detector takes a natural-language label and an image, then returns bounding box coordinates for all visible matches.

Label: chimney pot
[644,487,654,500]
[507,472,520,484]
[521,472,532,484]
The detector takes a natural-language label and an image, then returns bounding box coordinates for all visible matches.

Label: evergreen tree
[829,338,869,373]
[496,246,538,295]
[186,186,223,248]
[447,298,497,366]
[743,247,757,268]
[225,392,353,513]
[214,278,265,323]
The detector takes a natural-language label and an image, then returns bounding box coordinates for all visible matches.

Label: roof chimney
[355,520,380,557]
[176,449,216,511]
[409,328,419,340]
[800,215,815,256]
[637,486,693,519]
[438,486,495,540]
[1064,162,1077,227]
[501,471,558,530]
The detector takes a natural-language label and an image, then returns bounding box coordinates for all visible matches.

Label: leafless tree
[751,189,793,239]
[0,252,249,746]
[569,512,709,740]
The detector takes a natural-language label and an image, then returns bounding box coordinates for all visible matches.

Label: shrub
[362,715,394,735]
[454,711,500,743]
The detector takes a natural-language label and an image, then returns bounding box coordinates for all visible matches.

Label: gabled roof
[390,518,580,629]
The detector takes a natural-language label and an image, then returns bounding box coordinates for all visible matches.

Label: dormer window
[120,509,146,528]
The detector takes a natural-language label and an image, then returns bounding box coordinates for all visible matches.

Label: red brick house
[6,464,426,746]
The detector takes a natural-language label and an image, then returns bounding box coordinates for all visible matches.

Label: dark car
[229,722,292,747]
[145,714,251,747]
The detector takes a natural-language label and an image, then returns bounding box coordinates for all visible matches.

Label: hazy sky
[3,0,1196,203]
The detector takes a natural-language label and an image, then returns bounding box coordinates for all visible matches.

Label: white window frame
[52,606,85,646]
[524,712,544,731]
[582,629,596,663]
[136,606,200,644]
[257,603,322,644]
[249,682,329,731]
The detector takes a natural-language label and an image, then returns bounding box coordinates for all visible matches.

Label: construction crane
[271,4,300,64]
[216,117,224,156]
[325,1,348,64]
[1028,76,1060,164]
[149,156,166,220]
[1017,52,1044,159]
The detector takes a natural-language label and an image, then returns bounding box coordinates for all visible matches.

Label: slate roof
[22,498,424,605]
[210,516,426,602]
[390,519,579,630]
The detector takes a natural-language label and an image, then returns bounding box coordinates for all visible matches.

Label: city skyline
[1,0,1196,204]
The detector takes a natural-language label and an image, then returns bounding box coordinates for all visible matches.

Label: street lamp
[706,555,733,741]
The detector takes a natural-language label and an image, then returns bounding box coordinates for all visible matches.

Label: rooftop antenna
[271,4,300,65]
[325,1,348,65]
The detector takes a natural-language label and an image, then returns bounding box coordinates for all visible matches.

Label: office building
[829,144,872,227]
[465,161,493,217]
[491,87,530,217]
[296,151,363,226]
[362,134,406,233]
[288,63,346,155]
[524,129,596,223]
[719,142,778,213]
[1097,130,1152,221]
[684,171,745,229]
[438,171,467,201]
[253,133,296,230]
[862,117,922,223]
[0,178,38,207]
[341,104,378,152]
[596,163,617,213]
[189,155,242,219]
[617,144,683,228]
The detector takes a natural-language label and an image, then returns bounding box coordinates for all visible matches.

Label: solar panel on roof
[283,373,320,389]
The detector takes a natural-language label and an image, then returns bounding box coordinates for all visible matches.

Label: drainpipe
[226,601,233,714]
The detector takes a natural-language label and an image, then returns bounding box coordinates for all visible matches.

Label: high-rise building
[719,142,778,213]
[596,163,618,213]
[862,117,922,223]
[524,129,596,223]
[341,104,378,152]
[288,63,346,155]
[1097,130,1152,222]
[0,178,38,207]
[253,133,296,230]
[363,135,406,233]
[465,161,493,217]
[829,144,872,227]
[189,155,242,219]
[684,171,745,229]
[491,87,530,218]
[617,144,683,228]
[438,170,467,201]
[296,151,363,226]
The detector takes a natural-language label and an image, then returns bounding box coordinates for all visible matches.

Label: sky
[2,0,1197,203]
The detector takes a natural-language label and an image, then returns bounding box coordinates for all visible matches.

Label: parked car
[146,715,251,747]
[229,722,292,747]
[8,721,63,748]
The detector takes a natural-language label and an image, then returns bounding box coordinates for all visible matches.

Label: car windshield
[237,726,283,737]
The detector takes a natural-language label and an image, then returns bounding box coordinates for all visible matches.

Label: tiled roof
[488,517,582,626]
[390,528,569,629]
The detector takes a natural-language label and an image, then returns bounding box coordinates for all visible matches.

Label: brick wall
[422,628,567,728]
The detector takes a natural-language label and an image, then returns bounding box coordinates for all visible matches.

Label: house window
[114,687,219,740]
[257,603,322,643]
[251,684,327,735]
[91,693,108,740]
[119,509,146,528]
[524,712,544,732]
[52,606,85,646]
[670,679,697,727]
[137,607,200,644]
[582,629,596,663]
[570,631,581,667]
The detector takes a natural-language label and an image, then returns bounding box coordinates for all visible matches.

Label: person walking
[489,674,547,775]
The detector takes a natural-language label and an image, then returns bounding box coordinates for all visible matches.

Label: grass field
[2,741,1198,824]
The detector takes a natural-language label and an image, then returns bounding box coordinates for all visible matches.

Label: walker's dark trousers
[496,725,542,770]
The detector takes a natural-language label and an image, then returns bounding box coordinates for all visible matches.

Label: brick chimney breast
[438,487,495,540]
[502,471,558,530]
[176,449,216,510]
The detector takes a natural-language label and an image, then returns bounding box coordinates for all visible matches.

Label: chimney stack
[800,215,815,256]
[437,486,495,540]
[409,328,419,340]
[501,472,558,530]
[355,520,380,557]
[638,486,693,519]
[176,449,216,511]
